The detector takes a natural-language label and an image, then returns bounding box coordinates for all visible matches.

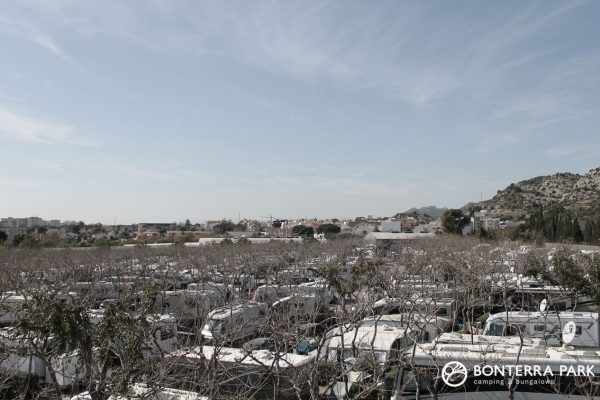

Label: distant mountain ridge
[475,167,600,217]
[403,206,448,218]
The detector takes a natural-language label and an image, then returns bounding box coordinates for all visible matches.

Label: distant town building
[380,219,402,233]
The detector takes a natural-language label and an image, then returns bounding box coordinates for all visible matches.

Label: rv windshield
[485,322,504,336]
[203,319,223,334]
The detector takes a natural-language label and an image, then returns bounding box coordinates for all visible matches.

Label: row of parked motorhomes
[2,264,600,399]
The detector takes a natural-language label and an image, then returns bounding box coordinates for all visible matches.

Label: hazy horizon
[2,1,599,224]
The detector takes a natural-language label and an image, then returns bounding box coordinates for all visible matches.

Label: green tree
[12,234,27,247]
[0,230,7,243]
[441,209,469,235]
[292,225,314,237]
[573,217,584,243]
[551,247,589,294]
[316,224,341,237]
[212,220,239,235]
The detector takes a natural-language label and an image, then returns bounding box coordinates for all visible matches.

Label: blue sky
[1,1,599,224]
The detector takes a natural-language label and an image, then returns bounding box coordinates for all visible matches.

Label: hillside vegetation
[472,167,600,244]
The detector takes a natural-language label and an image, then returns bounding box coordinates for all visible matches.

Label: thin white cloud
[0,107,87,144]
[33,34,71,61]
[544,144,600,159]
[0,1,593,110]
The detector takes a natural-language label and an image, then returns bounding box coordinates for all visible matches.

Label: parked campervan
[255,281,332,309]
[271,293,322,318]
[155,290,223,321]
[372,297,456,320]
[0,328,47,380]
[320,317,417,365]
[186,282,233,301]
[0,294,26,325]
[165,346,314,399]
[70,281,134,301]
[482,311,600,346]
[1,291,79,326]
[254,284,291,304]
[71,384,209,400]
[200,302,267,343]
[399,332,600,398]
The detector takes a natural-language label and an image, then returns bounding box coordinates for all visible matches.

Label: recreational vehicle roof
[169,346,315,368]
[206,302,266,320]
[326,319,412,353]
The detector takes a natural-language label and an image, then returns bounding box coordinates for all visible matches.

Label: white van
[482,311,600,346]
[201,302,267,343]
[155,290,223,321]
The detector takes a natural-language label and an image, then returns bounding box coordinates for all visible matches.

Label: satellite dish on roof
[562,321,577,345]
[539,299,547,313]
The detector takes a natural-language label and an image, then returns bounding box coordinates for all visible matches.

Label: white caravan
[0,291,79,325]
[71,384,208,400]
[372,297,456,321]
[0,327,47,380]
[482,311,600,346]
[49,314,178,389]
[399,332,600,399]
[320,317,418,365]
[254,281,332,308]
[70,281,134,301]
[200,302,267,343]
[186,282,234,301]
[165,346,315,399]
[155,290,223,321]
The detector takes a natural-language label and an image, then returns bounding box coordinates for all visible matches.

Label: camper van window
[435,308,448,316]
[204,320,223,333]
[374,351,387,363]
[184,298,196,307]
[488,323,504,336]
[507,324,525,336]
[576,325,582,335]
[533,324,546,332]
[328,349,340,362]
[160,326,175,341]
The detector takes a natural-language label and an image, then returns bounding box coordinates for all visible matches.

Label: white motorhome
[201,302,267,343]
[255,281,332,310]
[87,310,178,359]
[165,346,315,399]
[186,282,233,301]
[482,311,600,346]
[0,328,47,380]
[490,274,592,311]
[320,317,417,365]
[398,333,600,399]
[46,350,88,389]
[254,284,291,304]
[0,294,26,325]
[372,297,456,321]
[71,384,209,400]
[271,293,323,318]
[70,281,134,301]
[155,290,223,321]
[0,291,79,326]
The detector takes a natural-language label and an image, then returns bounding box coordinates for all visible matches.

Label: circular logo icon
[442,361,468,387]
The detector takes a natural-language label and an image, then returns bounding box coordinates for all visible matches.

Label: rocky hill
[403,206,448,218]
[476,167,600,217]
